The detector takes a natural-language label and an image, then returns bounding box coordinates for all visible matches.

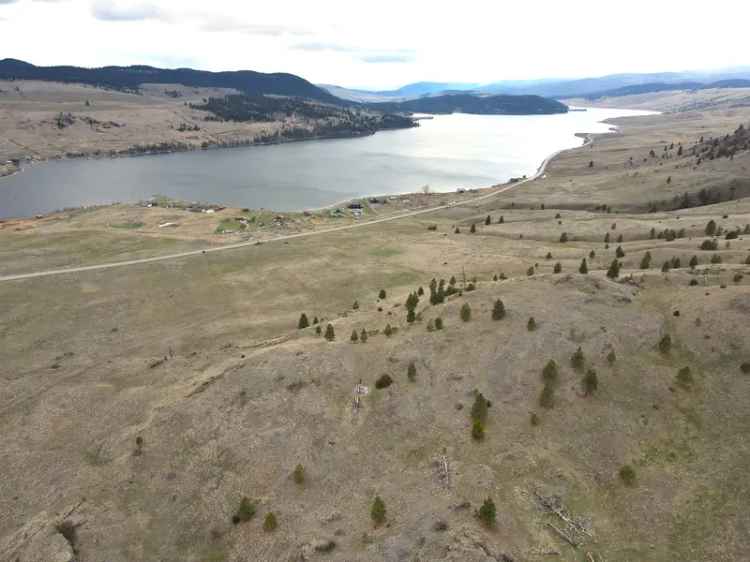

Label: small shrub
[527,317,537,331]
[492,299,506,320]
[553,262,562,274]
[546,251,552,260]
[471,419,485,441]
[527,266,535,276]
[384,323,393,337]
[375,374,393,389]
[583,368,598,395]
[689,279,699,286]
[689,255,698,269]
[485,215,491,225]
[298,313,310,329]
[315,325,322,336]
[734,273,743,283]
[470,223,477,233]
[379,289,387,299]
[293,464,305,485]
[662,261,671,273]
[542,360,558,383]
[571,346,585,371]
[324,324,335,341]
[371,496,386,526]
[700,239,718,251]
[705,220,717,236]
[435,317,444,330]
[710,253,722,264]
[616,246,625,258]
[263,512,278,532]
[658,334,672,354]
[476,498,497,527]
[619,465,636,487]
[530,412,540,426]
[233,497,256,524]
[407,309,416,323]
[134,436,144,456]
[560,232,569,243]
[352,300,359,310]
[407,362,417,382]
[460,302,472,322]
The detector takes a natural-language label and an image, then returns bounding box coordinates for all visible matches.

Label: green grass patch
[110,222,144,230]
[368,246,403,258]
[215,218,248,234]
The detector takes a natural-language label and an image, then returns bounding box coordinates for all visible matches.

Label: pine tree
[589,250,596,260]
[539,383,555,409]
[527,317,537,331]
[324,324,335,341]
[351,329,359,343]
[615,245,625,258]
[298,313,310,329]
[435,317,444,330]
[371,496,386,526]
[705,219,717,236]
[658,334,672,354]
[477,498,497,526]
[499,216,504,224]
[485,215,491,225]
[546,251,553,260]
[560,232,569,243]
[315,325,322,336]
[460,302,472,322]
[604,232,610,244]
[527,266,535,276]
[583,368,598,395]
[352,300,359,310]
[492,299,506,320]
[470,223,476,234]
[360,329,368,343]
[384,323,393,337]
[606,259,621,279]
[579,258,588,274]
[607,349,616,364]
[553,262,562,274]
[378,289,387,299]
[470,392,490,423]
[406,309,416,323]
[542,360,558,383]
[407,362,417,382]
[661,261,670,273]
[640,251,652,269]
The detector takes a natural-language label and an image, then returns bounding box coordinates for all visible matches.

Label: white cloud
[0,0,748,89]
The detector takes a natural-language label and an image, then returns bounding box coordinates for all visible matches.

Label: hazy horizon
[1,0,749,90]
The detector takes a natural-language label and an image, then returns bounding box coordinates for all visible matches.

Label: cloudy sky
[1,0,748,89]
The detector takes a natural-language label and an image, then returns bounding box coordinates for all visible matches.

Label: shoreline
[0,109,644,222]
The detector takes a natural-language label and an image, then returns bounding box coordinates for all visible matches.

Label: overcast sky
[1,0,748,90]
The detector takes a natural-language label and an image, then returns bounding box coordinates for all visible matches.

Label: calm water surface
[0,108,654,219]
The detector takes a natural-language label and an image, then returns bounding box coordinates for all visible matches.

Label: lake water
[0,107,653,219]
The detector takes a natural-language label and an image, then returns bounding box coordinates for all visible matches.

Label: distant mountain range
[322,69,750,102]
[0,58,339,103]
[370,94,568,116]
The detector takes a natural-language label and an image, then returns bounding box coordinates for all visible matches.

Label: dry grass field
[1,92,750,562]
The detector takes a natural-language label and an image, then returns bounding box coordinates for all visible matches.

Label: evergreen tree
[661,261,670,273]
[527,317,537,331]
[298,313,309,329]
[499,216,504,224]
[527,266,535,276]
[470,392,490,423]
[606,259,621,279]
[492,299,506,320]
[324,324,335,341]
[360,329,368,343]
[607,349,617,364]
[705,219,717,236]
[384,323,393,337]
[371,496,386,526]
[485,215,491,225]
[539,384,555,409]
[559,232,569,243]
[553,262,562,274]
[583,368,598,395]
[407,362,417,382]
[435,317,444,330]
[542,360,559,383]
[589,250,596,260]
[640,251,652,269]
[407,309,416,323]
[658,334,672,354]
[233,497,257,524]
[353,300,359,310]
[460,302,472,322]
[546,251,553,260]
[470,223,476,234]
[417,286,424,296]
[579,258,588,274]
[615,245,625,258]
[315,325,322,336]
[378,289,387,300]
[604,232,610,244]
[351,329,359,343]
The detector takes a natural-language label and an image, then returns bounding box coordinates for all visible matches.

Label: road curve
[0,141,579,283]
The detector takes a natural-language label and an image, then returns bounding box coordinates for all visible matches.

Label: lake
[0,107,653,219]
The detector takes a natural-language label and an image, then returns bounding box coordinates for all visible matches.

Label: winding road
[0,142,577,283]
